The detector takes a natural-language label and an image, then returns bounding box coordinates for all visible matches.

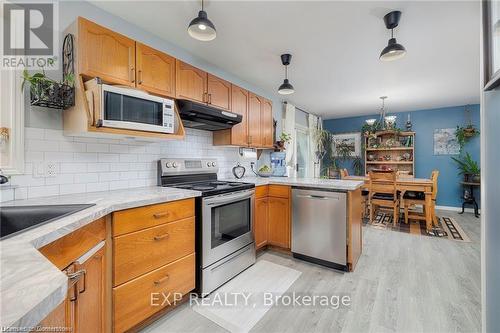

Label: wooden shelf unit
[364,130,415,176]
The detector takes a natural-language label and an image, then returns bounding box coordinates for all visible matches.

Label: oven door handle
[205,191,254,206]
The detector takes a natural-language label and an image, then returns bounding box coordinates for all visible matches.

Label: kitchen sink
[0,204,96,239]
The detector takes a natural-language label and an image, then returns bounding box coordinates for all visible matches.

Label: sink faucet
[0,169,9,184]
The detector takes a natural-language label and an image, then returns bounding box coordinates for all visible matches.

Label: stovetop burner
[158,158,255,196]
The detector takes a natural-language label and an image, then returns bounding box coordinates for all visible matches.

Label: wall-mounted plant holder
[28,34,75,110]
[30,80,75,109]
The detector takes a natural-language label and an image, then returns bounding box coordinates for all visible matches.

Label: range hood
[176,99,242,131]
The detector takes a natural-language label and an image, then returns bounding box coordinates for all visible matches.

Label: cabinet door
[207,74,231,111]
[78,18,136,86]
[76,246,106,333]
[261,98,274,148]
[38,298,72,331]
[248,92,262,147]
[136,43,176,97]
[230,85,249,146]
[175,60,207,103]
[254,197,269,250]
[268,197,290,249]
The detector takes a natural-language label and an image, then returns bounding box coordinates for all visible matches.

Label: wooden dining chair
[368,171,400,226]
[401,170,439,225]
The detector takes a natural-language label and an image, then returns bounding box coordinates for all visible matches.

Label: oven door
[202,189,254,268]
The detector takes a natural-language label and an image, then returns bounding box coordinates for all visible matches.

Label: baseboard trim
[435,205,481,214]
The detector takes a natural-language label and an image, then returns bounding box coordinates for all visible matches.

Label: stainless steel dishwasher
[292,187,347,271]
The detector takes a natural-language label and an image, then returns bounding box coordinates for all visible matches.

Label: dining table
[344,175,435,231]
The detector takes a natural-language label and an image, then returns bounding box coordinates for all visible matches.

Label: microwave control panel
[162,99,175,133]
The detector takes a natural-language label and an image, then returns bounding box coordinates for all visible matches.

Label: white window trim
[0,69,25,175]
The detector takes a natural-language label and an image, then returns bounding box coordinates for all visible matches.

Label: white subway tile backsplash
[28,185,60,198]
[98,153,119,163]
[60,162,88,174]
[87,143,110,153]
[60,183,86,195]
[74,152,99,163]
[5,127,263,200]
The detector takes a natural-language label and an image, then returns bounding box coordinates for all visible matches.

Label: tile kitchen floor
[141,210,481,333]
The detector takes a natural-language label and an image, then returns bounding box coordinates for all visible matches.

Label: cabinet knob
[153,211,169,219]
[153,233,170,241]
[153,274,170,286]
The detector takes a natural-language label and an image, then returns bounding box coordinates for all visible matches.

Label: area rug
[365,212,471,242]
[191,260,301,333]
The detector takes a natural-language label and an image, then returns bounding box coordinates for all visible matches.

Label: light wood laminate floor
[142,211,481,333]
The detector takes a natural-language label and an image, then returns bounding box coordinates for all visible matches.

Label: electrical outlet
[45,162,58,178]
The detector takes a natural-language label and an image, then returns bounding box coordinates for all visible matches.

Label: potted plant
[274,132,291,151]
[455,125,479,151]
[21,62,75,110]
[451,152,480,183]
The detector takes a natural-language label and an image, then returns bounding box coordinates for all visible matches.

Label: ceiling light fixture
[278,54,295,95]
[380,11,406,61]
[188,0,216,41]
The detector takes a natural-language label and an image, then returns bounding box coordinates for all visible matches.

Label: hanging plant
[455,125,479,151]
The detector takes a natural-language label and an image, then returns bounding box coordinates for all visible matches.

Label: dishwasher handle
[296,194,340,200]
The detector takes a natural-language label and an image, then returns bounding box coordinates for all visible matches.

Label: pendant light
[188,0,216,41]
[278,54,295,95]
[380,11,406,61]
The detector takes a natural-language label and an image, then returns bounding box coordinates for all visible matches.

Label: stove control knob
[172,162,178,168]
[211,162,216,167]
[165,162,172,168]
[206,162,211,167]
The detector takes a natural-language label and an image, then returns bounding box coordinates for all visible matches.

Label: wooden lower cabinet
[268,196,291,249]
[38,219,107,333]
[113,253,195,333]
[253,185,291,250]
[254,197,269,249]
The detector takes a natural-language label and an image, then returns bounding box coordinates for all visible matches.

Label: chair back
[431,170,439,200]
[340,168,349,179]
[368,170,397,196]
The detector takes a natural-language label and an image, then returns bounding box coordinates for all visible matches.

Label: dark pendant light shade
[188,1,216,41]
[278,54,295,95]
[379,11,406,61]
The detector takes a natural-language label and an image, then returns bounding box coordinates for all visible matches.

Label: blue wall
[323,105,480,208]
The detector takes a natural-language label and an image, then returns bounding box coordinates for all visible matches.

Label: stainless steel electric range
[158,158,256,295]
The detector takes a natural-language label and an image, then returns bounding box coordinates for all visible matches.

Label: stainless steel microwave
[95,84,175,134]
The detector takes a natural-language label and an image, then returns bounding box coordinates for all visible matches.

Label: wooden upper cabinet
[176,60,207,103]
[136,42,175,97]
[207,74,231,111]
[248,92,262,147]
[78,17,136,86]
[261,98,274,148]
[229,85,248,146]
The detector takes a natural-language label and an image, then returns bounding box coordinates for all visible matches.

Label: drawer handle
[154,274,170,286]
[154,233,169,241]
[153,212,169,219]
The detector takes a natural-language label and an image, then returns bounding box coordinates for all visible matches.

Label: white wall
[0,127,261,201]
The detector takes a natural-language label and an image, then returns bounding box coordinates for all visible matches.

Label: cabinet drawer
[112,198,194,236]
[113,253,195,333]
[255,185,268,199]
[113,217,195,286]
[268,185,290,198]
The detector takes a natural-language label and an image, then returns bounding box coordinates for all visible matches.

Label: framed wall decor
[332,132,362,157]
[483,0,500,90]
[434,128,460,155]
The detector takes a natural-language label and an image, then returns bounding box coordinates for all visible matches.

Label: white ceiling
[90,0,480,119]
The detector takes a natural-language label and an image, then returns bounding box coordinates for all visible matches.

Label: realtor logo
[1,1,58,69]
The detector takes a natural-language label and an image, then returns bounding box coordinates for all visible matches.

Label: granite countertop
[223,176,364,191]
[0,186,201,329]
